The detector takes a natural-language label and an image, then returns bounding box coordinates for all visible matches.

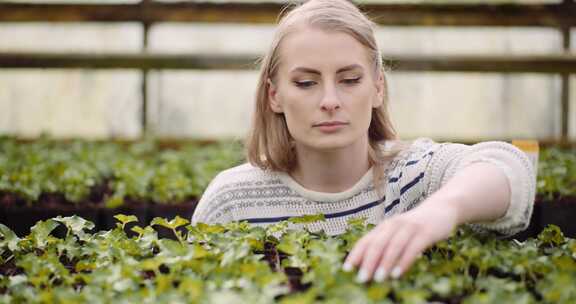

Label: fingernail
[374,267,388,282]
[342,262,353,272]
[355,268,370,283]
[391,266,402,279]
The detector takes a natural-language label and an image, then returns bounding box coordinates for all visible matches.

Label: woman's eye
[342,77,361,84]
[294,81,315,88]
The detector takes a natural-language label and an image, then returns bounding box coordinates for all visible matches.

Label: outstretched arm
[343,161,511,283]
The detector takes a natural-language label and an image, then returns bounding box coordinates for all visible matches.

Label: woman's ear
[268,78,283,113]
[373,71,385,108]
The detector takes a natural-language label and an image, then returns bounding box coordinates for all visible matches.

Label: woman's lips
[313,121,348,133]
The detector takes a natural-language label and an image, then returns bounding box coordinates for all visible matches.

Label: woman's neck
[291,137,371,193]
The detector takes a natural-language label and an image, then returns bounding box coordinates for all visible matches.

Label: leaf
[538,225,565,246]
[140,258,164,271]
[191,244,210,259]
[114,214,138,225]
[157,239,187,256]
[131,225,146,236]
[53,215,95,238]
[289,214,325,224]
[151,216,189,230]
[279,288,317,304]
[8,275,27,287]
[367,284,391,301]
[151,217,170,229]
[178,276,204,300]
[220,240,251,267]
[266,221,289,236]
[430,277,452,297]
[0,223,20,251]
[194,222,225,234]
[114,214,138,227]
[347,216,368,228]
[105,194,125,209]
[76,260,96,273]
[169,215,190,229]
[277,230,307,255]
[29,219,59,248]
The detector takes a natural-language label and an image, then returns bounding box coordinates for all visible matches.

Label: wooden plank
[560,26,571,141]
[389,54,576,74]
[0,52,575,73]
[0,2,575,27]
[0,53,260,70]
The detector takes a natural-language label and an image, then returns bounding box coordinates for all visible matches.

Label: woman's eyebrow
[290,64,363,75]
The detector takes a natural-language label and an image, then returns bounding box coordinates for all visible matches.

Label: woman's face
[268,26,384,152]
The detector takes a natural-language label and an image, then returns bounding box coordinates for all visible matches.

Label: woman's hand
[342,202,460,283]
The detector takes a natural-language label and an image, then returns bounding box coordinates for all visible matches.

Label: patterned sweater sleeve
[419,138,536,236]
[191,171,234,225]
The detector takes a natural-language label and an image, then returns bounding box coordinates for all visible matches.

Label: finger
[353,225,393,283]
[374,225,416,282]
[392,235,429,279]
[342,230,376,271]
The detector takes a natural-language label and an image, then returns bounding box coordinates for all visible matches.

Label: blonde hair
[246,0,401,190]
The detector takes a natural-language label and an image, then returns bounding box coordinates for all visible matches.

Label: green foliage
[1,216,575,303]
[0,137,243,207]
[537,147,576,199]
[2,138,575,208]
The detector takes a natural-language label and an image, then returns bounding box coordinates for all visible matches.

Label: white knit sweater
[191,138,536,237]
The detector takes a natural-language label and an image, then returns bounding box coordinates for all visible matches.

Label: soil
[1,203,100,238]
[537,196,576,238]
[0,186,198,238]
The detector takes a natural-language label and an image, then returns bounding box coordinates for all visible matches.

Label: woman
[191,0,535,284]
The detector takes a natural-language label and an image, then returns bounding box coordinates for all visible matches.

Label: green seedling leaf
[157,239,187,256]
[114,214,139,232]
[29,219,59,248]
[114,214,138,226]
[53,215,95,239]
[538,224,565,246]
[191,244,210,259]
[151,217,170,229]
[289,214,325,224]
[220,240,251,267]
[131,225,146,236]
[151,216,188,243]
[194,222,225,234]
[0,223,20,251]
[347,216,368,229]
[76,260,96,273]
[151,216,189,230]
[8,275,27,287]
[178,277,205,301]
[266,221,289,236]
[170,215,190,229]
[141,257,164,272]
[105,194,124,209]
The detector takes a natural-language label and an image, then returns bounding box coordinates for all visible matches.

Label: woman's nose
[319,84,341,112]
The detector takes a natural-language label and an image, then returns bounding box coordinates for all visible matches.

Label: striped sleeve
[383,138,441,216]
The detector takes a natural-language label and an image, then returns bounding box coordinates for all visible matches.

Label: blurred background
[0,0,574,143]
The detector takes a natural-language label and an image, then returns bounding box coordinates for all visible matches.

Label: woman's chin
[303,135,359,151]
